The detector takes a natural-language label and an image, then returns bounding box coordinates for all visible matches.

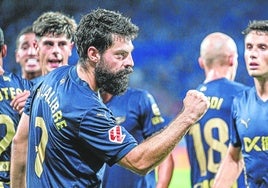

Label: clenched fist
[181,90,209,125]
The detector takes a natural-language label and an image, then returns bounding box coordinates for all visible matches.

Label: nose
[52,44,61,54]
[125,54,134,67]
[28,46,37,55]
[249,46,259,59]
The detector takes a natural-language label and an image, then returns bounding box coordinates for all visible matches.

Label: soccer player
[101,88,174,188]
[11,8,209,187]
[213,20,268,188]
[15,26,41,80]
[185,32,248,188]
[0,27,31,187]
[33,12,76,76]
[10,11,77,114]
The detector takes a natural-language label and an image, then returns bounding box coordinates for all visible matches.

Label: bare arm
[213,144,244,188]
[156,153,174,188]
[10,113,29,188]
[118,90,209,175]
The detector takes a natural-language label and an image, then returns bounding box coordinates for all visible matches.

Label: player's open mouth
[48,60,62,68]
[27,58,39,66]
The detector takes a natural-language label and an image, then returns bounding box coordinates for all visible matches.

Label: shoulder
[231,81,250,90]
[3,71,32,89]
[233,87,253,102]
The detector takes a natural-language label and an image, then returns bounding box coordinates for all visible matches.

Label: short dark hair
[16,26,34,49]
[33,11,77,41]
[75,8,139,61]
[242,20,268,35]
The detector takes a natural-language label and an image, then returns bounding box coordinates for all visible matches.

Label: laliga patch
[109,125,126,144]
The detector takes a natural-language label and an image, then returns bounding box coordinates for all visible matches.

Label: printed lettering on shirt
[36,84,67,130]
[0,87,23,101]
[244,136,268,152]
[207,96,223,110]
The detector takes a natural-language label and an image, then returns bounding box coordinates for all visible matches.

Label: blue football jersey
[230,87,268,188]
[102,88,167,188]
[185,78,248,188]
[0,72,31,187]
[25,66,138,187]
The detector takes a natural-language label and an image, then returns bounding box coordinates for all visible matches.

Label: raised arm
[118,90,209,175]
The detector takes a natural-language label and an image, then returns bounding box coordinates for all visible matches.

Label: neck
[23,71,42,80]
[254,77,268,101]
[204,69,232,83]
[77,64,97,92]
[100,91,113,103]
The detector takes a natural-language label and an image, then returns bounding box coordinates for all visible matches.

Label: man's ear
[198,57,204,69]
[87,46,100,64]
[68,42,74,57]
[228,55,234,66]
[1,44,7,58]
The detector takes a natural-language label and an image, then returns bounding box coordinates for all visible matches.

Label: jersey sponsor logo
[60,78,66,85]
[240,118,250,128]
[199,85,207,92]
[115,116,126,124]
[151,116,164,125]
[243,136,268,152]
[108,125,126,144]
[3,76,11,82]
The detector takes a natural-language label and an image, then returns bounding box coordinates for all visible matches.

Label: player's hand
[182,90,209,125]
[10,90,30,114]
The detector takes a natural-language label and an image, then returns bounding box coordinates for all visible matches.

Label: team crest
[108,125,126,144]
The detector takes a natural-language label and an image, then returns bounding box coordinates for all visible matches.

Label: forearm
[119,90,209,175]
[156,153,174,188]
[10,138,27,188]
[10,113,29,188]
[119,110,198,175]
[213,147,244,188]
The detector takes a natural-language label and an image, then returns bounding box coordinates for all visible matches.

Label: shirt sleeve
[139,90,167,138]
[229,97,242,147]
[79,105,138,166]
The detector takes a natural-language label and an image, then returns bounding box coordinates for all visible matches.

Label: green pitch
[169,169,190,188]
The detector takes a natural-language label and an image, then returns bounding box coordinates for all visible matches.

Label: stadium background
[1,0,267,187]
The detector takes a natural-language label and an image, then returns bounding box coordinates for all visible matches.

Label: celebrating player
[11,8,209,187]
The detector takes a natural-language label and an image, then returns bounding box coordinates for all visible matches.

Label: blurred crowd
[1,0,264,119]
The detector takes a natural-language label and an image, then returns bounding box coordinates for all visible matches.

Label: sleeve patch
[108,125,126,144]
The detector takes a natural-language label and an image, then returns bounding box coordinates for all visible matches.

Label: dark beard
[95,65,133,96]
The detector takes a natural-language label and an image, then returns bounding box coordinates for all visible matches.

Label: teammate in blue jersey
[0,27,31,187]
[213,20,268,188]
[10,12,77,114]
[101,88,174,188]
[15,26,41,80]
[11,9,209,188]
[185,32,248,188]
